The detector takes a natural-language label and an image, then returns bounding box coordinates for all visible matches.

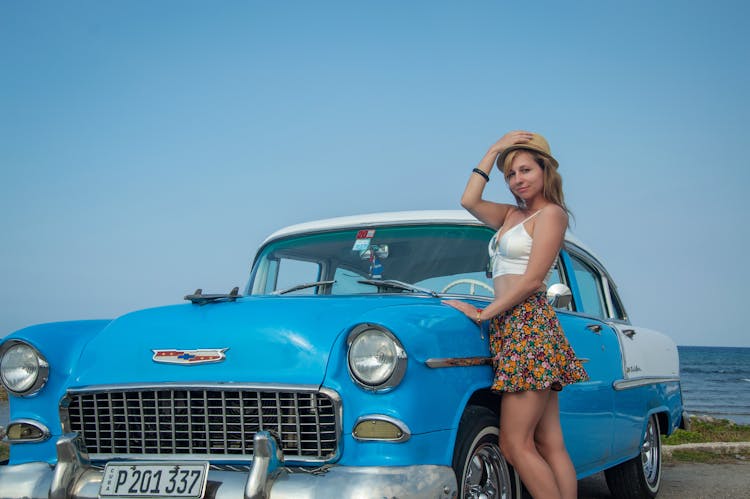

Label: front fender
[323,300,493,467]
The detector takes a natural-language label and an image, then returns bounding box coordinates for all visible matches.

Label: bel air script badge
[152,348,228,365]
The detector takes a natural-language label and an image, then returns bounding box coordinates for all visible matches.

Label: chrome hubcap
[464,442,512,499]
[640,417,660,487]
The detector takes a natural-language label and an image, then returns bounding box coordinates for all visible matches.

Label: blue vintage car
[0,210,684,498]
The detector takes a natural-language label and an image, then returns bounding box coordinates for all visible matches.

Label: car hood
[72,295,436,387]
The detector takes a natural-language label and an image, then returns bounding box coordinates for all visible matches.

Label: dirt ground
[577,460,750,498]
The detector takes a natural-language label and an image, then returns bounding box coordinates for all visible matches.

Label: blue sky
[1,1,748,347]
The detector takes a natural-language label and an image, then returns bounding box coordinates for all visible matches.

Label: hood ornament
[152,348,228,365]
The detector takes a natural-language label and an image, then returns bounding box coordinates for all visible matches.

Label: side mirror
[547,283,572,309]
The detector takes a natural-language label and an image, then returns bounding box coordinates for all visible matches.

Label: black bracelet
[472,168,490,182]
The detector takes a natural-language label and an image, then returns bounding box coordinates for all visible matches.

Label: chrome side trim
[4,419,51,443]
[425,357,492,368]
[352,414,411,443]
[613,377,680,391]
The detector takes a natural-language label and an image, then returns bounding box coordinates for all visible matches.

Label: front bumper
[0,432,458,499]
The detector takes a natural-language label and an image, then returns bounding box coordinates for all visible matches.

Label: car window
[248,225,495,296]
[331,267,374,294]
[570,254,606,319]
[273,258,321,294]
[548,257,564,287]
[608,283,627,321]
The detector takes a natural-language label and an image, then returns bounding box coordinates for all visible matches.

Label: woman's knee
[534,431,566,459]
[500,429,534,464]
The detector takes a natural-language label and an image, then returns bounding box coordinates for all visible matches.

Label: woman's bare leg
[500,390,562,499]
[534,391,577,499]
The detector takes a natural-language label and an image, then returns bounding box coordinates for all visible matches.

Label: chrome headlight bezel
[346,324,407,392]
[0,340,49,397]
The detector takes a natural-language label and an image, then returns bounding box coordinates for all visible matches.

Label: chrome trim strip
[425,357,492,368]
[439,293,493,302]
[613,377,680,391]
[70,452,333,464]
[3,419,51,443]
[62,381,322,394]
[602,275,616,321]
[352,414,411,443]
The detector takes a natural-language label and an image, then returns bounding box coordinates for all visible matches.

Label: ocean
[0,346,748,428]
[678,345,750,425]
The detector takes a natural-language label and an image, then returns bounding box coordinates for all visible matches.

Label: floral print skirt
[489,291,588,392]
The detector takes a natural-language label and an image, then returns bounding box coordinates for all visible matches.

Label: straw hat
[495,133,559,170]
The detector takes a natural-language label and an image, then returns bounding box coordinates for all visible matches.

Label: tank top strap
[521,209,543,224]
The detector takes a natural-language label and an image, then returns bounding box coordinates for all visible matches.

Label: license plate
[99,461,209,498]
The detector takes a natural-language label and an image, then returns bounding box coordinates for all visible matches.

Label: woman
[443,130,588,499]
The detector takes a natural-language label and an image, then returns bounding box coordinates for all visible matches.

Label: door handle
[586,324,602,334]
[622,329,636,339]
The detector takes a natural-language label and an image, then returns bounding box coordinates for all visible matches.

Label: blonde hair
[500,149,569,214]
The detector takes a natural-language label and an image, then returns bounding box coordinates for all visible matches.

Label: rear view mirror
[360,244,389,260]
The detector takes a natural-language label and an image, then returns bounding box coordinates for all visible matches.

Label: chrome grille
[63,387,339,462]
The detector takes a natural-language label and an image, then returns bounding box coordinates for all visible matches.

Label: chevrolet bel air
[0,210,685,498]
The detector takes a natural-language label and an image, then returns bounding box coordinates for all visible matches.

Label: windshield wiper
[185,287,242,305]
[273,280,336,296]
[357,279,438,297]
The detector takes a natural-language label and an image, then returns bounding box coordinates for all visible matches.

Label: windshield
[247,224,497,297]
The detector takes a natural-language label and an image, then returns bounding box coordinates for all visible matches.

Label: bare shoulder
[539,204,568,224]
[535,205,568,233]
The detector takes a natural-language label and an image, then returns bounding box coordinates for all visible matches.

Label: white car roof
[262,209,596,258]
[262,210,482,244]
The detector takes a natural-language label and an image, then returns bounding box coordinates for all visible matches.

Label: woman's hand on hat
[490,130,534,155]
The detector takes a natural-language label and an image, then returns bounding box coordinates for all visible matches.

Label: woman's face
[506,151,544,202]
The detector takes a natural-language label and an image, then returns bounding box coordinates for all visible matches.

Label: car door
[556,249,622,476]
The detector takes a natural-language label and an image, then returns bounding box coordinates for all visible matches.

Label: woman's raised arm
[461,131,534,229]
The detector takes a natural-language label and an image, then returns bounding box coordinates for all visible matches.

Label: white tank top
[488,210,553,281]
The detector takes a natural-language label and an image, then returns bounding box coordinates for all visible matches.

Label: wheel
[452,406,520,499]
[604,413,662,499]
[442,278,494,295]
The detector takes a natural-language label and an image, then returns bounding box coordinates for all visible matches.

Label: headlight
[0,340,49,396]
[347,324,407,391]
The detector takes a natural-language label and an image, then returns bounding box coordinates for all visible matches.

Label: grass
[663,417,750,445]
[663,416,750,464]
